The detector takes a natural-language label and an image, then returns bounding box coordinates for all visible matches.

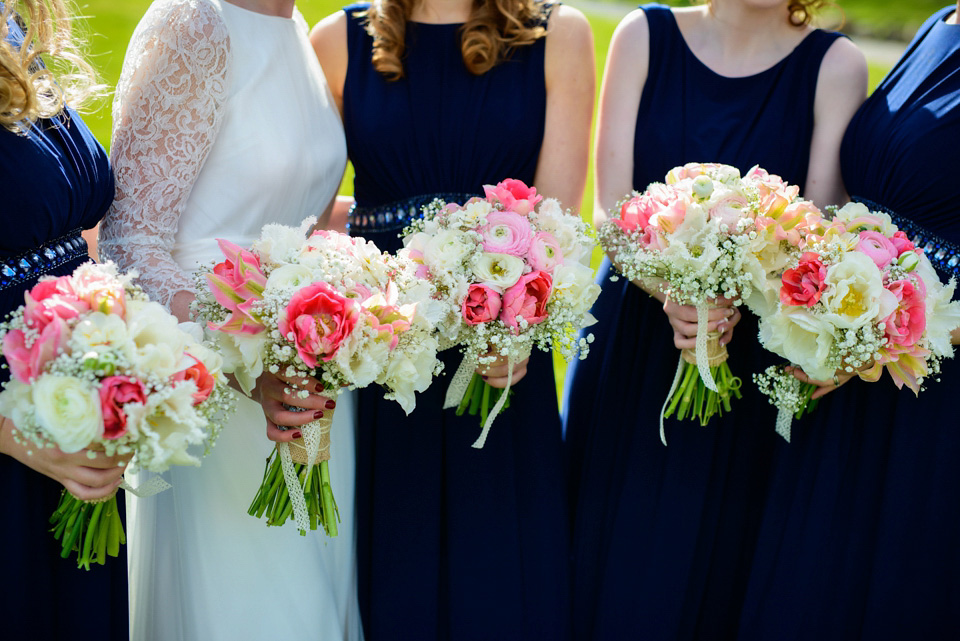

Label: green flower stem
[247,452,340,537]
[794,383,820,420]
[320,460,339,537]
[664,361,743,426]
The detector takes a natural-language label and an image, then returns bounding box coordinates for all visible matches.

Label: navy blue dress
[562,6,843,640]
[0,16,124,640]
[739,8,960,640]
[341,4,570,640]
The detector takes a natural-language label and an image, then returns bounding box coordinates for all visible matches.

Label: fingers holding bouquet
[664,297,741,349]
[786,365,857,400]
[255,371,336,443]
[477,351,530,388]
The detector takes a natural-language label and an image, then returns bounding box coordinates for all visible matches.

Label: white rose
[819,251,894,329]
[32,374,103,453]
[265,264,315,293]
[759,309,837,381]
[472,252,525,289]
[424,229,473,272]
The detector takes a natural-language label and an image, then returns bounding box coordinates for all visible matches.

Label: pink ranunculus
[883,277,927,349]
[480,211,534,256]
[857,231,900,270]
[707,193,748,230]
[461,284,502,325]
[206,239,267,335]
[890,230,916,255]
[780,252,828,307]
[483,179,543,215]
[2,318,68,383]
[99,376,148,439]
[527,231,564,272]
[279,283,359,369]
[500,270,552,332]
[614,195,657,233]
[172,355,215,405]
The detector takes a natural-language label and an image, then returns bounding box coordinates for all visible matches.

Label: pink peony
[480,211,533,256]
[99,376,147,439]
[2,318,67,383]
[500,270,552,332]
[172,356,215,405]
[883,277,927,349]
[780,252,828,307]
[527,231,563,272]
[279,283,359,368]
[206,239,267,335]
[483,179,543,215]
[614,195,657,234]
[857,231,900,270]
[462,284,502,325]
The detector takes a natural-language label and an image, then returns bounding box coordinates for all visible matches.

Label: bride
[99,0,361,639]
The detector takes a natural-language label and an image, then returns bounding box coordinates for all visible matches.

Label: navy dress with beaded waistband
[0,15,124,640]
[738,7,960,639]
[341,4,570,640]
[562,5,845,640]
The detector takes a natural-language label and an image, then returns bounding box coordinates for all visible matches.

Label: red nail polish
[315,383,324,392]
[291,431,302,439]
[325,399,336,409]
[313,410,324,419]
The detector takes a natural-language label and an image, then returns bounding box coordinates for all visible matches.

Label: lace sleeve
[99,0,231,309]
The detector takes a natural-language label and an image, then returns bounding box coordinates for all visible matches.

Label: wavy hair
[364,0,548,81]
[703,1,826,27]
[0,1,102,132]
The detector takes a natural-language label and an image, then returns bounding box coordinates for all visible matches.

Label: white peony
[32,374,103,453]
[71,311,133,355]
[819,251,896,329]
[552,262,601,317]
[473,252,525,289]
[759,308,837,381]
[125,300,189,378]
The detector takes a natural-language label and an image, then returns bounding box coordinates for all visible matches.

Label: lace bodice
[101,0,347,309]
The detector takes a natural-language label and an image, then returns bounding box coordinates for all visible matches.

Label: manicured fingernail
[325,399,336,409]
[313,410,324,419]
[315,383,324,392]
[717,324,726,333]
[291,431,302,439]
[725,309,734,317]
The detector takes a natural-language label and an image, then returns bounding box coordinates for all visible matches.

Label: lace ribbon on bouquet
[276,413,332,533]
[658,327,727,445]
[443,341,533,449]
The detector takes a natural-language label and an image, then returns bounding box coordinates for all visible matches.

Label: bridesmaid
[739,4,960,639]
[563,2,865,639]
[311,0,593,638]
[0,2,127,638]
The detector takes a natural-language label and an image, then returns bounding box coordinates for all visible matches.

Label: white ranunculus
[265,264,314,293]
[537,206,585,263]
[424,229,474,272]
[833,202,897,235]
[72,311,133,354]
[819,251,893,329]
[473,252,525,289]
[760,308,837,380]
[32,374,102,453]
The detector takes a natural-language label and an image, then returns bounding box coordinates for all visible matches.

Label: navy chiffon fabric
[563,5,843,639]
[739,8,960,639]
[0,18,124,639]
[341,5,570,640]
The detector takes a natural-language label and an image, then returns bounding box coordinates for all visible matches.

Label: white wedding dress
[99,1,360,639]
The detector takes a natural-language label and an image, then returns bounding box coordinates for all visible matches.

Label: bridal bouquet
[195,221,441,535]
[753,202,960,439]
[0,263,232,568]
[400,179,600,448]
[599,163,821,435]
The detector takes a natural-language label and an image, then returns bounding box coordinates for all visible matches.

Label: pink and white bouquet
[194,219,442,535]
[0,262,233,568]
[400,179,600,448]
[752,202,960,439]
[599,163,821,435]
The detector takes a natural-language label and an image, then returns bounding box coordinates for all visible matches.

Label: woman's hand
[0,419,127,501]
[477,351,530,389]
[253,372,337,443]
[662,297,741,350]
[788,366,857,400]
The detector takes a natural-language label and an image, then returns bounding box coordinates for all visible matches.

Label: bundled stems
[455,372,511,426]
[663,361,743,426]
[248,449,340,537]
[49,491,126,570]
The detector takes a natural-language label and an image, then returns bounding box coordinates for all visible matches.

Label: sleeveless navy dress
[341,5,570,640]
[738,8,960,640]
[562,6,843,639]
[0,16,124,640]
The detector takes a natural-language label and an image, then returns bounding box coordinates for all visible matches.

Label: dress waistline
[347,192,477,234]
[853,196,960,279]
[0,229,88,292]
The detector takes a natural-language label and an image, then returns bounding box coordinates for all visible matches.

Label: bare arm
[310,12,349,118]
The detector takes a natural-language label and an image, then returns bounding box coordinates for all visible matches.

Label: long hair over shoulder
[363,0,548,81]
[0,0,102,132]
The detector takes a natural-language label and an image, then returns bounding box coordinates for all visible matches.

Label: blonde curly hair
[703,0,826,27]
[0,0,102,132]
[363,0,548,81]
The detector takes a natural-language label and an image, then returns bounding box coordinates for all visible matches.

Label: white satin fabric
[101,1,360,639]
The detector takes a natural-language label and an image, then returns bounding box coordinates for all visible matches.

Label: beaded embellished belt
[347,192,478,234]
[853,196,960,279]
[0,229,89,291]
